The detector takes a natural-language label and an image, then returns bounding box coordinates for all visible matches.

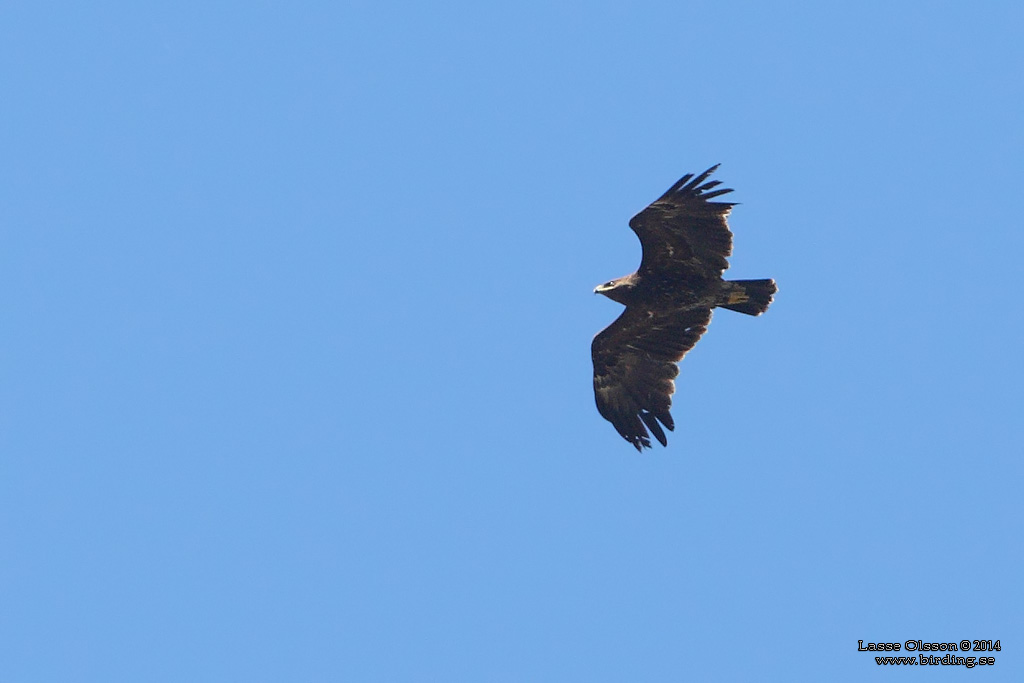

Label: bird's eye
[605,281,615,288]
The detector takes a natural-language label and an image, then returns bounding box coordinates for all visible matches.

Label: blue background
[3,1,1021,680]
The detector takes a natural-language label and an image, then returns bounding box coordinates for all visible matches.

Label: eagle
[592,165,776,451]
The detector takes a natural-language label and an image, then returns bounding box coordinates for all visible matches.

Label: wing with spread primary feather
[628,165,736,282]
[592,306,713,451]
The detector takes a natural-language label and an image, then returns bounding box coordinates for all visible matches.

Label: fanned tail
[720,279,777,316]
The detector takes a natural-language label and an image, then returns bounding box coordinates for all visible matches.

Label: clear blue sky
[3,2,1022,681]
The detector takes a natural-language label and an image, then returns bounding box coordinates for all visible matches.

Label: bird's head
[594,275,636,304]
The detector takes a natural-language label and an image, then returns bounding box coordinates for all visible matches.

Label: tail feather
[720,279,777,316]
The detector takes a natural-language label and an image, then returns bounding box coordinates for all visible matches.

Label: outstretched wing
[628,165,736,281]
[592,305,713,451]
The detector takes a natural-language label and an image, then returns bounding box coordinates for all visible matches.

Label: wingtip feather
[660,173,694,199]
[659,164,730,203]
[640,411,667,447]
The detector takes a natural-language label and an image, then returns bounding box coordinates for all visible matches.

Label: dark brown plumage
[592,165,776,451]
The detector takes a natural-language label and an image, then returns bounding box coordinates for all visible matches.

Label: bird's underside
[592,165,776,451]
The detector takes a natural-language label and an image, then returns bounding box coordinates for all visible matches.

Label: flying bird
[592,165,776,451]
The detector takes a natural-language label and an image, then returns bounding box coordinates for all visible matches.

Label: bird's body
[592,165,776,451]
